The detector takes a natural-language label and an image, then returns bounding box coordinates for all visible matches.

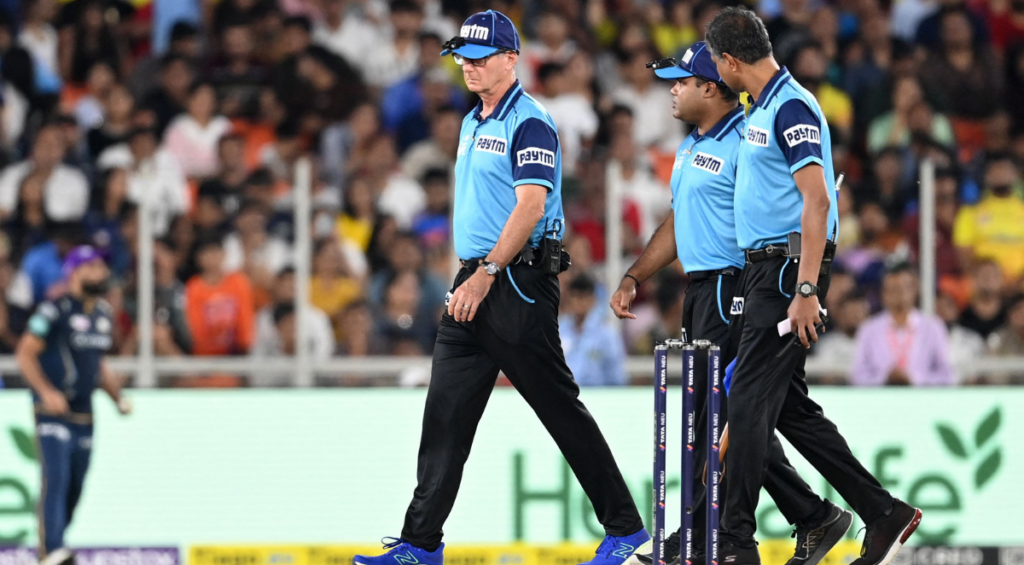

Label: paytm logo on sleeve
[475,135,507,155]
[691,152,724,175]
[461,24,489,40]
[746,126,769,147]
[782,124,820,147]
[517,148,555,168]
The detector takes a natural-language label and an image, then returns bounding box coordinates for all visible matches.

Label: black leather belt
[688,266,741,282]
[744,244,790,264]
[744,241,837,265]
[459,258,487,269]
[460,247,542,270]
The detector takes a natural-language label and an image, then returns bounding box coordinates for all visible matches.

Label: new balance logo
[730,297,744,315]
[393,551,420,565]
[461,24,489,40]
[475,135,507,155]
[612,544,635,558]
[783,124,820,147]
[517,147,555,168]
[746,126,769,147]
[803,531,823,550]
[691,152,723,175]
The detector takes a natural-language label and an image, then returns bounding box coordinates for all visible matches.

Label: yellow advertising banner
[189,541,865,565]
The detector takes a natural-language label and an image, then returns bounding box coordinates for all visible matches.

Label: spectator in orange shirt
[185,236,255,357]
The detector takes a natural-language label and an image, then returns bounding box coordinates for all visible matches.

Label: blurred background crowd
[0,0,1021,388]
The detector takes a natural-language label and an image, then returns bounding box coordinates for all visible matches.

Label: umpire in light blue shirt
[354,11,649,565]
[611,43,843,565]
[704,8,922,565]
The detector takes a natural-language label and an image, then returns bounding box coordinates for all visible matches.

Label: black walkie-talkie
[543,237,561,275]
[541,219,563,275]
[776,313,830,358]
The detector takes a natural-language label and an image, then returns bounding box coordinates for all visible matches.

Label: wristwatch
[481,261,501,276]
[796,281,818,298]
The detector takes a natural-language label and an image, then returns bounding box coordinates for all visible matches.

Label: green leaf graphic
[9,427,37,461]
[936,424,968,459]
[974,449,1001,489]
[974,407,1001,449]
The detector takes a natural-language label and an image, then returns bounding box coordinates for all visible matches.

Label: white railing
[104,142,983,387]
[919,159,937,315]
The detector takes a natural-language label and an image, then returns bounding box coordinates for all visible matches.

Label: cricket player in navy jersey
[354,11,649,565]
[703,8,921,565]
[611,43,852,565]
[15,246,130,565]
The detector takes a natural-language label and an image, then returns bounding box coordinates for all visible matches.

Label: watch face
[485,263,499,275]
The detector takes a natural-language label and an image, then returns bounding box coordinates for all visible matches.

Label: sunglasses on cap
[646,57,727,88]
[645,57,677,70]
[443,36,519,67]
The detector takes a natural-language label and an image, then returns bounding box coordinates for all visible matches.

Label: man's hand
[610,278,638,319]
[40,388,69,415]
[787,294,822,348]
[448,269,496,322]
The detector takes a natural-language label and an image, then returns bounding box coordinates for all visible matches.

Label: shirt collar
[751,66,791,110]
[704,106,746,141]
[472,80,524,122]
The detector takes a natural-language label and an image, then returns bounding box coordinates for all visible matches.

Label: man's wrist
[623,274,641,288]
[478,261,501,277]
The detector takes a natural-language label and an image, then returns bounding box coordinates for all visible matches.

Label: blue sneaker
[580,529,652,565]
[353,538,444,565]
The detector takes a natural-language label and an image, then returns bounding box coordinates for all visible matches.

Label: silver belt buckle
[766,245,775,254]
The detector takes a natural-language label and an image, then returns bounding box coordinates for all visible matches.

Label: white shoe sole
[875,508,923,565]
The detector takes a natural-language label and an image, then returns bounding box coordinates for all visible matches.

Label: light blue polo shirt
[452,80,564,260]
[735,67,839,250]
[671,105,746,273]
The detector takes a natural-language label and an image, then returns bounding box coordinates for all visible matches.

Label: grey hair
[705,6,773,65]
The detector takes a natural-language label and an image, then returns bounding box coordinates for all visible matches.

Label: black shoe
[784,501,854,565]
[636,529,681,564]
[850,500,922,565]
[719,541,761,565]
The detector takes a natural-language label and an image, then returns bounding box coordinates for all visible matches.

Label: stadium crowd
[0,0,1022,387]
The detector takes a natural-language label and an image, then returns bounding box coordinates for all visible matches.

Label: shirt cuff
[513,178,554,192]
[789,156,824,175]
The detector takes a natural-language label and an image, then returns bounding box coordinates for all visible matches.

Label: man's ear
[722,52,740,72]
[505,52,519,71]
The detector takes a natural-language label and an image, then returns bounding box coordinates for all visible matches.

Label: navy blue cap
[441,10,521,59]
[654,41,722,83]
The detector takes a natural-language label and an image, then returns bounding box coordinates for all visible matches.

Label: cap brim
[441,43,501,58]
[655,67,694,79]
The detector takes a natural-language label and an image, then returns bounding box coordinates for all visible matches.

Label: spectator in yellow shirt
[953,154,1024,288]
[309,237,364,339]
[651,0,699,59]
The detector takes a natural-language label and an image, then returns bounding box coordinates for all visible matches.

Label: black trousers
[401,264,644,550]
[721,257,894,547]
[683,274,828,546]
